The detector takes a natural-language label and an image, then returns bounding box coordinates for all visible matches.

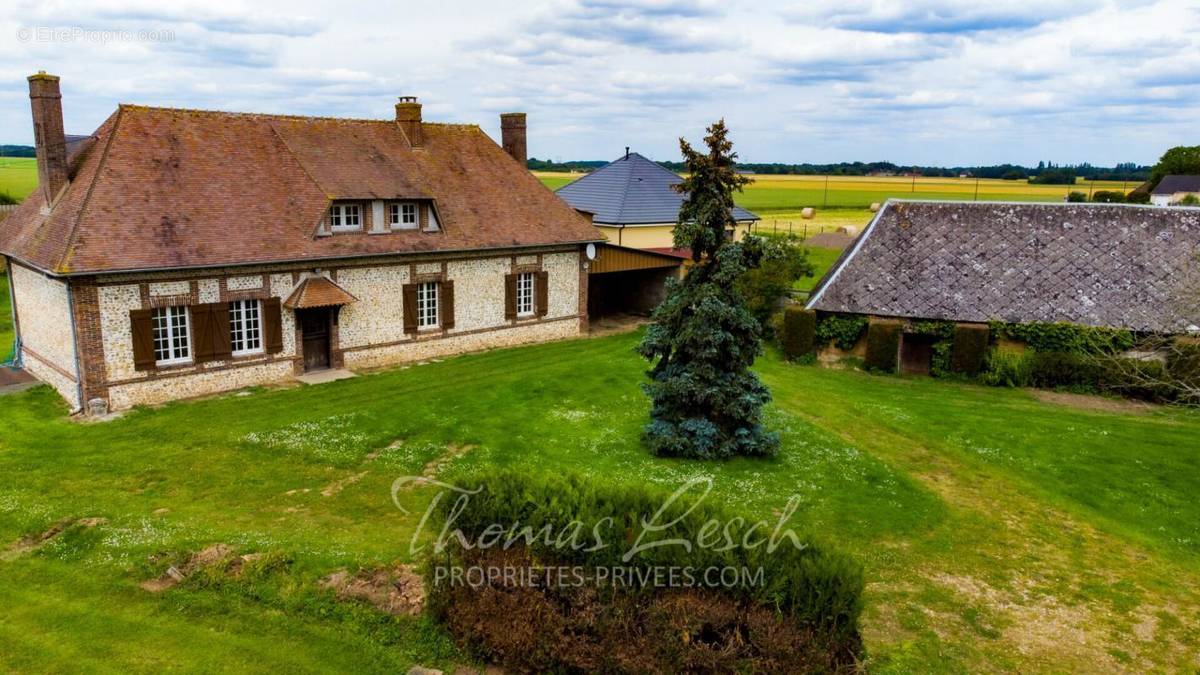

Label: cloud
[783,0,1083,34]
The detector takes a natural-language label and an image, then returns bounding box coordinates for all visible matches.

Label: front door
[299,309,330,372]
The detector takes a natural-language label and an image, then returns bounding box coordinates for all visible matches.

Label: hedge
[425,470,865,668]
[781,307,817,361]
[864,320,903,373]
[951,324,990,375]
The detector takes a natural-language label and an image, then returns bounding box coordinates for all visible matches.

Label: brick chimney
[500,112,527,166]
[396,96,422,146]
[28,71,69,205]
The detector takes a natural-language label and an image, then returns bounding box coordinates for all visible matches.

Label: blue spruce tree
[637,120,779,459]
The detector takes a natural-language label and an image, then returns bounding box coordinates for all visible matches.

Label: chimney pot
[28,71,68,205]
[395,96,422,146]
[500,112,527,167]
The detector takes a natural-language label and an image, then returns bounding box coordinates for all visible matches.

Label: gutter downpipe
[4,257,21,368]
[64,277,85,413]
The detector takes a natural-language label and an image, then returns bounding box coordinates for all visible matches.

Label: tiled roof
[555,152,758,225]
[284,276,358,309]
[1152,175,1200,195]
[807,200,1200,333]
[0,105,601,275]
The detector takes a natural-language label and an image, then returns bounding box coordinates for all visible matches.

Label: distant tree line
[530,156,1149,181]
[0,145,37,157]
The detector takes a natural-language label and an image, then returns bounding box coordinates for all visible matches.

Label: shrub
[781,306,817,361]
[951,324,990,375]
[815,314,868,351]
[1167,340,1200,391]
[1066,191,1087,202]
[864,320,903,373]
[425,471,865,673]
[0,192,16,206]
[1091,190,1125,203]
[737,236,813,335]
[1179,194,1200,207]
[1125,189,1151,204]
[979,349,1030,387]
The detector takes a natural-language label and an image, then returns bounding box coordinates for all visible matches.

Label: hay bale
[800,207,815,220]
[836,225,858,236]
[869,202,881,212]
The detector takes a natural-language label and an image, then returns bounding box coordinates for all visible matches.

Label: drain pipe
[4,257,22,368]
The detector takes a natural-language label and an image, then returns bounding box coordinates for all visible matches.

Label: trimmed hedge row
[425,470,866,655]
[864,320,903,373]
[951,324,990,375]
[781,306,817,361]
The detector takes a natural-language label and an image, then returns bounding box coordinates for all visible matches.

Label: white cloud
[1,0,1197,166]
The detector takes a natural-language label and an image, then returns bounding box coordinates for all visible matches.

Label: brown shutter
[402,283,418,334]
[536,271,550,317]
[263,297,284,354]
[504,274,517,321]
[212,302,232,360]
[191,304,215,362]
[130,309,156,371]
[440,280,455,330]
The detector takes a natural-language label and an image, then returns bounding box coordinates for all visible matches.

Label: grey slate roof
[555,152,758,225]
[1152,175,1200,195]
[807,200,1200,333]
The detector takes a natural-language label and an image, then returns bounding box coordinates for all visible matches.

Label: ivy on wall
[814,314,869,351]
[988,321,1135,355]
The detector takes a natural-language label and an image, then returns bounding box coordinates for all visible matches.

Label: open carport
[587,243,683,319]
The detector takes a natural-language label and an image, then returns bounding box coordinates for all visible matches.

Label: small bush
[979,349,1031,387]
[1125,189,1151,204]
[425,470,865,674]
[951,324,990,375]
[1066,191,1087,202]
[1091,190,1125,203]
[0,192,16,206]
[864,320,903,373]
[815,314,868,351]
[1179,194,1200,207]
[781,307,817,361]
[1167,340,1200,391]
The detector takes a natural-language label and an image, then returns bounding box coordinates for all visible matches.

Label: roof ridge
[57,107,125,274]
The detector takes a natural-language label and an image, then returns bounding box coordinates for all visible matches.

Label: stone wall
[88,248,584,411]
[10,262,80,409]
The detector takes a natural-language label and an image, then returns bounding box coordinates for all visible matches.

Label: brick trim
[69,278,108,404]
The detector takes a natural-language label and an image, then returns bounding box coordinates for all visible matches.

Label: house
[555,150,758,317]
[0,73,602,413]
[1150,175,1200,206]
[806,200,1200,373]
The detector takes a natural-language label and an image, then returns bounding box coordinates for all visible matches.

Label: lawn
[796,246,843,294]
[0,323,1197,672]
[0,158,37,202]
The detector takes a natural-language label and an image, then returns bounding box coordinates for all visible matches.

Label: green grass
[0,157,37,202]
[0,332,1198,671]
[796,246,843,293]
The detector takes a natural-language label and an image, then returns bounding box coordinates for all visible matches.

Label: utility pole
[973,176,980,201]
[823,174,829,208]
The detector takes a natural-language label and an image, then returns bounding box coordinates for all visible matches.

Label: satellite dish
[585,243,597,260]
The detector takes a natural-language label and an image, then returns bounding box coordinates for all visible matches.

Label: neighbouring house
[806,200,1200,374]
[555,150,758,317]
[1150,175,1200,206]
[0,72,601,413]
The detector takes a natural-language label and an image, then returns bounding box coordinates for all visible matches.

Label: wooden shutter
[212,302,232,360]
[130,309,156,371]
[191,304,215,362]
[504,274,517,321]
[402,283,418,334]
[440,280,455,330]
[536,271,550,317]
[263,297,284,354]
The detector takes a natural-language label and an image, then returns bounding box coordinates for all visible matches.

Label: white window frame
[516,272,535,317]
[389,202,418,230]
[329,203,362,232]
[229,299,264,356]
[417,281,439,329]
[152,305,191,366]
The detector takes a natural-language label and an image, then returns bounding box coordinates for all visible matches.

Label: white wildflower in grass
[241,413,374,464]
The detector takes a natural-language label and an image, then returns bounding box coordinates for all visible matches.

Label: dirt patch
[804,232,855,250]
[1031,390,1157,415]
[1,517,107,561]
[320,564,425,616]
[321,471,368,497]
[141,544,263,592]
[423,443,476,477]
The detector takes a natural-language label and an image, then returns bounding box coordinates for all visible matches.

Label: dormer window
[390,202,418,230]
[329,203,361,232]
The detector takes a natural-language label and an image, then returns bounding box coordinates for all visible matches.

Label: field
[0,275,1197,673]
[0,158,37,202]
[0,272,12,360]
[537,172,1136,239]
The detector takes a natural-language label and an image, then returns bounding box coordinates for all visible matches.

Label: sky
[1,0,1198,166]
